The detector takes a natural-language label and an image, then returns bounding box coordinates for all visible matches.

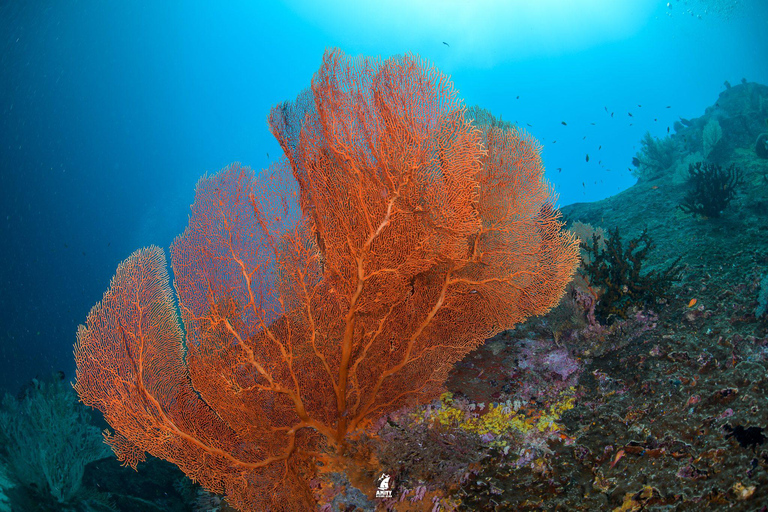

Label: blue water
[1,0,766,393]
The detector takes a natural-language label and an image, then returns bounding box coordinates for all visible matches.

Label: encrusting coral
[73,49,579,511]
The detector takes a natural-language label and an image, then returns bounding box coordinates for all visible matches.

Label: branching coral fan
[73,49,579,511]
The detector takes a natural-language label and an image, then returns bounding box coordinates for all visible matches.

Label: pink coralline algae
[543,349,580,380]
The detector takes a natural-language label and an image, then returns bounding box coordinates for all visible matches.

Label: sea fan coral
[74,49,579,511]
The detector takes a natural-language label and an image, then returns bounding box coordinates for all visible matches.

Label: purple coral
[543,349,580,380]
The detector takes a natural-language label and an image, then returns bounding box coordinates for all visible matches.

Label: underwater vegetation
[0,373,112,509]
[0,52,749,512]
[757,133,768,159]
[341,79,767,511]
[678,161,744,218]
[579,228,683,324]
[39,73,765,512]
[756,120,768,159]
[526,79,768,511]
[72,49,578,511]
[632,132,680,181]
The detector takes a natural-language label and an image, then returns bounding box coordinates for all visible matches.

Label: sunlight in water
[282,0,657,64]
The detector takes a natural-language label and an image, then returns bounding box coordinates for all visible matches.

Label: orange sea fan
[74,49,579,511]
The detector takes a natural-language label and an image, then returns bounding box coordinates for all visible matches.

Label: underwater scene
[2,1,768,511]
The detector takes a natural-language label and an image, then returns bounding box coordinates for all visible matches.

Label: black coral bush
[679,161,743,218]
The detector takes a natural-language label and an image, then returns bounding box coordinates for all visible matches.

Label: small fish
[651,185,659,190]
[598,160,602,164]
[611,112,614,118]
[583,136,587,140]
[628,112,633,117]
[442,41,450,47]
[552,140,557,143]
[666,105,671,108]
[590,122,596,125]
[631,157,640,166]
[585,154,590,162]
[667,126,670,133]
[598,145,602,150]
[610,449,626,469]
[687,298,698,308]
[526,123,533,127]
[638,104,642,107]
[516,95,520,99]
[604,106,608,112]
[561,121,567,126]
[266,152,269,158]
[654,118,657,122]
[557,167,562,172]
[582,182,585,187]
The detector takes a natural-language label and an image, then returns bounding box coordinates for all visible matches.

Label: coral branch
[75,49,579,511]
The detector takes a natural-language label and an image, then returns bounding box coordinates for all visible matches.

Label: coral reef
[0,463,12,512]
[73,49,578,511]
[0,374,111,507]
[370,388,577,510]
[674,81,768,166]
[757,132,768,159]
[631,132,679,180]
[465,104,517,132]
[756,273,768,318]
[702,118,723,159]
[579,227,682,323]
[679,161,744,218]
[372,405,484,509]
[16,42,760,512]
[544,80,768,511]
